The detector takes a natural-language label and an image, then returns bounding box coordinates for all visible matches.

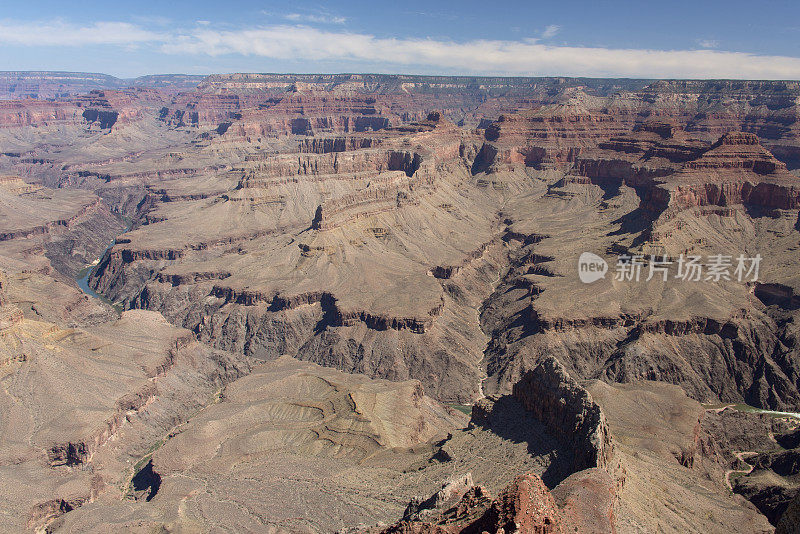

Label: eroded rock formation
[1,71,800,532]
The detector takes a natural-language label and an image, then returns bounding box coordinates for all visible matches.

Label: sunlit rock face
[0,72,799,532]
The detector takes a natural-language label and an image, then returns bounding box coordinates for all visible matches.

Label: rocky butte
[0,72,798,532]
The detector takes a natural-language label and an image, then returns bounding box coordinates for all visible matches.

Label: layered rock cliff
[512,357,615,472]
[3,71,798,532]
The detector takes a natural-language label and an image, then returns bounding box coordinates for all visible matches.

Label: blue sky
[1,0,799,78]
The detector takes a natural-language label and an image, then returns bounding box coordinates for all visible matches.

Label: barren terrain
[0,73,799,532]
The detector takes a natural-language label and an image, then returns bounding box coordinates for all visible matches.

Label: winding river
[75,220,130,304]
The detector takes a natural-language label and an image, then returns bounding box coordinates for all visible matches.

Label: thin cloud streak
[697,39,720,49]
[1,20,800,79]
[542,25,560,39]
[0,20,164,46]
[163,25,800,79]
[284,13,347,24]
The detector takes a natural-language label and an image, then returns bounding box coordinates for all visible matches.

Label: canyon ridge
[1,72,799,533]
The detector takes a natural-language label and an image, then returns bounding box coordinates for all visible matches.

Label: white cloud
[163,25,800,79]
[0,20,163,46]
[283,13,347,24]
[542,25,560,39]
[697,39,719,49]
[130,15,172,27]
[2,19,800,80]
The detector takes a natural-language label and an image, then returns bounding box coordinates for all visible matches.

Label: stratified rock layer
[2,72,800,533]
[513,357,614,472]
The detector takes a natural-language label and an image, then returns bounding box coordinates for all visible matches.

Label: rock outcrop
[733,447,800,525]
[3,71,800,532]
[777,491,800,534]
[512,357,615,472]
[377,472,563,534]
[480,101,630,170]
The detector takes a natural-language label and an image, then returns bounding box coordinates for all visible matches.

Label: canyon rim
[2,2,800,532]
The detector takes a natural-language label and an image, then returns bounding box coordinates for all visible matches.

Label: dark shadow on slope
[131,460,161,502]
[608,206,652,240]
[313,293,341,334]
[754,283,800,311]
[594,178,622,201]
[471,395,574,488]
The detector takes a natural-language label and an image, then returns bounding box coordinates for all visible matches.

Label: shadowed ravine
[1,72,799,533]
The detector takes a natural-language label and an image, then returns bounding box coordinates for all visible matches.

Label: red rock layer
[0,88,168,129]
[0,99,80,127]
[478,102,631,170]
[378,473,563,534]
